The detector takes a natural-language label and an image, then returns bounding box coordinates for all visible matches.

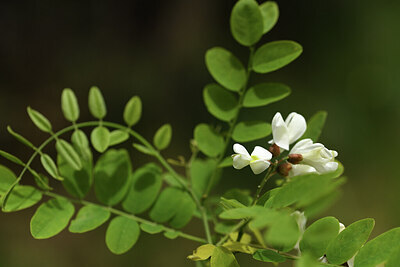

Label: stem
[253,167,276,205]
[216,220,247,246]
[42,191,207,244]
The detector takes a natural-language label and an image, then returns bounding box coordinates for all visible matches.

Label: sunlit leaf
[109,130,129,146]
[259,1,279,34]
[243,83,290,108]
[210,246,240,267]
[203,84,239,121]
[169,192,196,229]
[3,185,42,212]
[88,86,107,119]
[106,216,140,255]
[91,126,110,153]
[232,121,272,142]
[69,205,110,233]
[140,223,163,234]
[41,154,62,181]
[27,107,52,133]
[187,244,216,261]
[61,88,80,122]
[302,111,327,142]
[153,124,172,150]
[56,139,82,171]
[194,124,224,157]
[123,96,142,127]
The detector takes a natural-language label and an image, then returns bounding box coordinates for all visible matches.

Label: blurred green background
[1,0,399,266]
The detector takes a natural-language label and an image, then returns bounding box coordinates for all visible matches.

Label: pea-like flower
[232,144,272,175]
[269,112,307,151]
[289,138,338,177]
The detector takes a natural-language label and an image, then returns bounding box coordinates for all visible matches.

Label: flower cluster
[232,112,338,176]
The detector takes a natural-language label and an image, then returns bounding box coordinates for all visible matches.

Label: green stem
[42,191,207,244]
[253,167,276,205]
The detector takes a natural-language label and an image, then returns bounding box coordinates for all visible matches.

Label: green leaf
[169,192,196,229]
[302,111,328,142]
[354,227,400,267]
[219,206,265,220]
[27,107,52,133]
[0,150,25,166]
[94,149,131,206]
[123,96,142,127]
[164,230,180,239]
[140,223,163,234]
[253,249,286,263]
[194,124,224,157]
[252,41,303,73]
[33,173,52,191]
[71,129,92,161]
[219,156,233,168]
[215,221,237,235]
[7,126,35,150]
[88,86,107,119]
[91,126,110,153]
[210,246,240,267]
[385,245,400,267]
[153,124,172,150]
[41,154,62,181]
[326,218,375,264]
[188,244,216,261]
[30,198,75,239]
[220,197,247,211]
[149,187,184,223]
[56,139,82,170]
[230,0,264,47]
[259,1,279,34]
[223,188,253,206]
[109,130,129,146]
[58,155,92,199]
[61,88,80,122]
[106,216,140,255]
[296,253,325,267]
[304,190,341,219]
[132,143,155,155]
[69,205,110,233]
[203,84,239,121]
[0,165,17,195]
[3,185,42,212]
[243,83,291,108]
[122,163,162,214]
[300,217,340,258]
[191,159,218,198]
[205,47,246,92]
[265,212,300,252]
[232,121,272,142]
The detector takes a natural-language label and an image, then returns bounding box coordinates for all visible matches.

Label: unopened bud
[278,162,292,177]
[288,154,303,164]
[268,144,280,157]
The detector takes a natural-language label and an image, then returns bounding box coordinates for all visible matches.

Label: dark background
[0,0,399,266]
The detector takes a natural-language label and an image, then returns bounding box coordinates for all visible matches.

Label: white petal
[331,150,338,157]
[347,255,355,267]
[250,160,270,175]
[233,155,250,170]
[339,223,346,233]
[321,161,339,173]
[271,112,290,150]
[233,143,250,157]
[290,138,314,154]
[251,146,272,160]
[289,164,317,177]
[286,112,307,144]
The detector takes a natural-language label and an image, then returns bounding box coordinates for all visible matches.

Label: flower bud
[288,153,303,164]
[268,143,281,157]
[278,162,292,176]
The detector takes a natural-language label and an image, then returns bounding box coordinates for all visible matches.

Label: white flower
[292,211,307,254]
[269,112,307,150]
[289,139,338,177]
[232,144,272,175]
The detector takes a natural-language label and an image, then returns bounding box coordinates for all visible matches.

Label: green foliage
[109,130,129,146]
[302,111,328,142]
[27,107,52,133]
[41,154,62,181]
[211,246,240,267]
[259,1,279,34]
[203,84,239,121]
[71,129,92,161]
[194,124,224,157]
[123,96,142,127]
[30,198,75,239]
[106,216,140,255]
[153,124,172,150]
[169,192,196,229]
[91,126,110,153]
[69,205,110,233]
[149,187,184,223]
[56,139,82,170]
[88,86,107,119]
[61,88,80,122]
[243,83,290,108]
[252,41,303,73]
[252,249,286,263]
[0,165,17,195]
[191,158,218,198]
[140,223,163,234]
[3,185,42,212]
[232,120,271,142]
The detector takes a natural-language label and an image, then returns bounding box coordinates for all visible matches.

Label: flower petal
[251,146,272,160]
[289,164,317,177]
[290,138,314,154]
[250,160,270,175]
[233,143,250,157]
[286,112,307,144]
[233,154,250,170]
[271,112,290,150]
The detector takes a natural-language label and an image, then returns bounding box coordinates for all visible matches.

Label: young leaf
[122,163,162,214]
[123,96,142,127]
[61,88,80,122]
[56,139,82,170]
[219,206,265,220]
[259,1,279,34]
[149,187,184,223]
[27,107,52,133]
[109,130,129,146]
[243,83,291,108]
[187,244,216,261]
[7,126,35,150]
[94,149,131,206]
[169,192,196,229]
[58,155,92,199]
[326,218,375,265]
[210,246,240,267]
[88,86,107,119]
[0,165,17,195]
[232,121,272,142]
[30,198,75,239]
[69,205,110,233]
[252,41,303,73]
[194,124,224,157]
[132,143,155,155]
[106,216,140,255]
[203,84,239,121]
[3,185,42,212]
[91,126,110,153]
[164,230,180,239]
[41,154,62,180]
[301,111,328,142]
[153,124,172,150]
[299,216,340,258]
[0,150,25,166]
[354,227,400,267]
[230,0,264,47]
[205,47,246,92]
[140,223,163,234]
[252,249,286,263]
